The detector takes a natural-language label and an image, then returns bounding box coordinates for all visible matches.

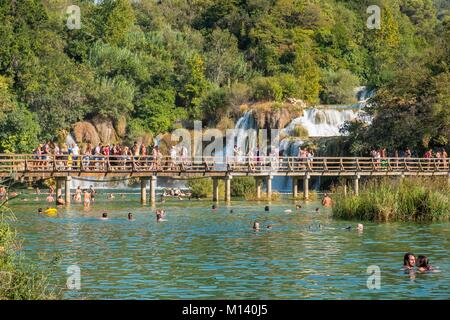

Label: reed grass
[0,200,61,300]
[332,177,450,222]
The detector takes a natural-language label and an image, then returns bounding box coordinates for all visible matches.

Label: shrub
[332,177,450,222]
[231,177,256,197]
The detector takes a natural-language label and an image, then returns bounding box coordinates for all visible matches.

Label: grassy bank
[332,178,450,222]
[0,206,60,300]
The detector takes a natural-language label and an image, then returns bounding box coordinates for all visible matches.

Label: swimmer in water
[156,210,163,222]
[46,194,54,203]
[315,208,320,213]
[253,221,260,231]
[416,255,433,272]
[403,253,416,271]
[128,213,134,221]
[74,186,82,202]
[322,193,332,207]
[296,205,302,210]
[212,204,217,210]
[108,193,115,200]
[264,206,270,212]
[230,209,234,214]
[101,212,108,220]
[356,223,364,232]
[266,225,272,229]
[56,196,65,206]
[83,191,91,208]
[38,208,43,214]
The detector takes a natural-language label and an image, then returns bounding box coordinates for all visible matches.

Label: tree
[0,105,41,153]
[320,69,360,104]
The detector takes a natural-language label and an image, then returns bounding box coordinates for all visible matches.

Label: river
[8,191,450,299]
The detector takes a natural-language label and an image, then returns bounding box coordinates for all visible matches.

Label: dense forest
[0,0,448,154]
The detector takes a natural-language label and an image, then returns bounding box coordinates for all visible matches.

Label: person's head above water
[315,208,320,212]
[264,206,270,212]
[128,213,133,220]
[416,255,431,270]
[102,212,108,218]
[296,205,302,209]
[212,204,217,210]
[253,221,260,230]
[38,208,43,213]
[403,253,416,268]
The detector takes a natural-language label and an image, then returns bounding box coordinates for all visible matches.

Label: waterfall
[283,109,359,137]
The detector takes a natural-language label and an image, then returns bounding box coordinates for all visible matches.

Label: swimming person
[296,205,302,210]
[74,186,82,202]
[315,208,320,213]
[38,208,43,214]
[253,221,260,231]
[156,210,163,222]
[322,193,332,207]
[264,206,270,212]
[416,255,433,272]
[356,224,364,232]
[128,213,134,221]
[266,225,272,229]
[101,212,108,220]
[46,194,54,203]
[212,204,217,210]
[403,253,416,270]
[83,191,91,208]
[56,196,65,205]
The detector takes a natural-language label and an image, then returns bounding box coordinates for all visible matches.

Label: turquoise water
[7,192,450,299]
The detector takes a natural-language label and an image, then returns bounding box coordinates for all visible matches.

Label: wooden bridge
[1,154,448,204]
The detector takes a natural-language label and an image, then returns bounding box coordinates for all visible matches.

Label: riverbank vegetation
[332,178,450,222]
[0,0,448,152]
[0,204,61,299]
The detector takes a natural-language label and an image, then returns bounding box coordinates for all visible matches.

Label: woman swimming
[403,252,416,270]
[416,255,433,272]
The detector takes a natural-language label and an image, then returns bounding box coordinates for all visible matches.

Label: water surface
[8,192,450,299]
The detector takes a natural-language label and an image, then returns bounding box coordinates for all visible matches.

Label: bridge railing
[0,154,448,174]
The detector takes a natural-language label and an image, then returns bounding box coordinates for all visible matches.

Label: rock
[72,122,100,146]
[92,116,119,145]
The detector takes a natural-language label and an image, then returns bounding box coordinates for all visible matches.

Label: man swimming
[322,193,332,207]
[128,213,134,221]
[83,191,91,208]
[253,221,260,231]
[101,212,108,220]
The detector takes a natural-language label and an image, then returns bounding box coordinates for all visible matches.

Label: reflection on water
[8,192,450,299]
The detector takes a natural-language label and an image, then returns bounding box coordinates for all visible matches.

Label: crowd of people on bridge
[30,141,194,171]
[23,140,450,172]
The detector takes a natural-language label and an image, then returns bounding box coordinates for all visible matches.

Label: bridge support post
[343,179,348,196]
[149,176,157,206]
[140,178,148,204]
[255,177,262,200]
[224,175,232,202]
[292,177,298,198]
[266,175,273,200]
[212,178,219,202]
[303,175,310,200]
[64,176,71,205]
[55,178,63,205]
[353,175,360,196]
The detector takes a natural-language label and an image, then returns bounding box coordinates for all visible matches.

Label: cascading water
[231,87,375,192]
